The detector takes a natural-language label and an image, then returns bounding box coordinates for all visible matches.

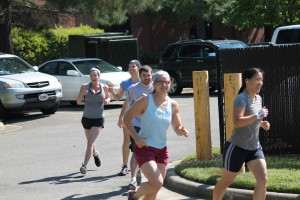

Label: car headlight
[3,81,26,88]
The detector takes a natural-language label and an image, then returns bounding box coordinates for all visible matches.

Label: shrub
[12,25,104,65]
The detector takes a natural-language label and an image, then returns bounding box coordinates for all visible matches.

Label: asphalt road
[0,89,219,200]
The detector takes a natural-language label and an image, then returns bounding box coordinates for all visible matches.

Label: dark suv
[158,39,249,95]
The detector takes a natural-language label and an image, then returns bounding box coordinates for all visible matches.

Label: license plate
[38,93,48,101]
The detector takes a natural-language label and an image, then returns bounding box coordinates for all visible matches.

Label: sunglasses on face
[156,80,171,85]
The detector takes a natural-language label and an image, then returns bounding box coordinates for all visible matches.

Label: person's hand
[118,118,124,128]
[256,107,268,119]
[178,126,189,137]
[104,98,110,105]
[261,121,270,131]
[135,136,147,148]
[108,83,114,93]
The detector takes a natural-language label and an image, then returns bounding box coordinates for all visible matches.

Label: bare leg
[133,161,166,200]
[247,159,267,200]
[213,168,239,200]
[130,153,138,178]
[83,127,101,166]
[122,128,131,166]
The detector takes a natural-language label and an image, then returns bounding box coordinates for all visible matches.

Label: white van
[271,24,300,45]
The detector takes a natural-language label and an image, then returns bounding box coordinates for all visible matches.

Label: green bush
[12,25,104,65]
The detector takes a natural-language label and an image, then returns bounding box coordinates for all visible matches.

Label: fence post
[193,71,212,160]
[224,73,242,140]
[224,73,245,172]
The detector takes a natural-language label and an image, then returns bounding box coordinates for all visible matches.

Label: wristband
[256,109,266,119]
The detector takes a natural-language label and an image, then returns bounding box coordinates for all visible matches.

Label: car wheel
[40,102,59,115]
[168,73,183,95]
[0,102,8,121]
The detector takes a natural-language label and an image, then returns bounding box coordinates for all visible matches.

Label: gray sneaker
[80,164,87,174]
[128,180,137,190]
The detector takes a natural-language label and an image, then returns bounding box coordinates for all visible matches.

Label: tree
[146,0,233,39]
[0,0,40,53]
[0,0,160,54]
[222,0,300,30]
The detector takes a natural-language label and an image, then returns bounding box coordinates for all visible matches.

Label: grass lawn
[175,148,300,194]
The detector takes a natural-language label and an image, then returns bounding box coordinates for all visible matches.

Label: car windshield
[73,60,121,75]
[0,57,35,75]
[218,42,249,49]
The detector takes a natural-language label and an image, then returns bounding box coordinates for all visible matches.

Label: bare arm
[233,106,268,128]
[123,96,148,147]
[171,100,189,137]
[117,100,130,128]
[108,83,125,100]
[77,84,88,105]
[103,85,111,105]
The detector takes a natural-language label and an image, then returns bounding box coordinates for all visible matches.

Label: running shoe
[128,180,137,190]
[80,164,87,174]
[127,190,136,200]
[93,151,101,167]
[118,164,128,176]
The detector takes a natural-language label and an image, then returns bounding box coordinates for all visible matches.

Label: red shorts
[134,145,169,167]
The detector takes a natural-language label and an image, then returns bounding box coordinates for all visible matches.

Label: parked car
[0,53,62,120]
[38,58,131,103]
[158,39,249,95]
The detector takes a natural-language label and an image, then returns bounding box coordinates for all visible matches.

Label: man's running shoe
[118,164,128,176]
[128,180,137,190]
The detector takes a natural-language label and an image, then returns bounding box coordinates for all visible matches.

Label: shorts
[223,142,265,172]
[134,145,169,167]
[129,126,141,152]
[81,117,104,129]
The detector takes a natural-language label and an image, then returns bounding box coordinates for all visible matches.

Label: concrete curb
[164,161,300,200]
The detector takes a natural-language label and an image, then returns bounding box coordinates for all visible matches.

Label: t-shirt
[120,78,140,92]
[228,91,263,150]
[126,82,153,127]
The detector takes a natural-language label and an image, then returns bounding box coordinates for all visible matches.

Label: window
[179,45,201,58]
[58,62,75,76]
[39,62,57,75]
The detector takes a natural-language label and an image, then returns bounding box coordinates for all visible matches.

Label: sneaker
[80,164,87,174]
[93,151,101,167]
[118,164,128,176]
[127,190,136,200]
[128,180,137,190]
[137,169,142,184]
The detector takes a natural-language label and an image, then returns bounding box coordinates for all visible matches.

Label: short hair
[139,65,152,74]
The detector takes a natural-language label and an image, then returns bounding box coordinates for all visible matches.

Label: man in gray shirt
[119,65,153,190]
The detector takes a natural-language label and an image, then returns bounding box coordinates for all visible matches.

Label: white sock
[131,177,136,182]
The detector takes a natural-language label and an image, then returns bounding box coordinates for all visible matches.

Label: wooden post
[224,73,245,173]
[224,73,242,140]
[193,71,212,160]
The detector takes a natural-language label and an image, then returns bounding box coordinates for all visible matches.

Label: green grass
[175,148,300,194]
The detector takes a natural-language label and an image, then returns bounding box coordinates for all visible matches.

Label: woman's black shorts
[81,117,104,129]
[223,142,265,172]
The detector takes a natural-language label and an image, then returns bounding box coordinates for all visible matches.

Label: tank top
[83,82,105,119]
[138,94,172,149]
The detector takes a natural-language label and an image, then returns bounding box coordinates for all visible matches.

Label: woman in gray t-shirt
[213,68,270,200]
